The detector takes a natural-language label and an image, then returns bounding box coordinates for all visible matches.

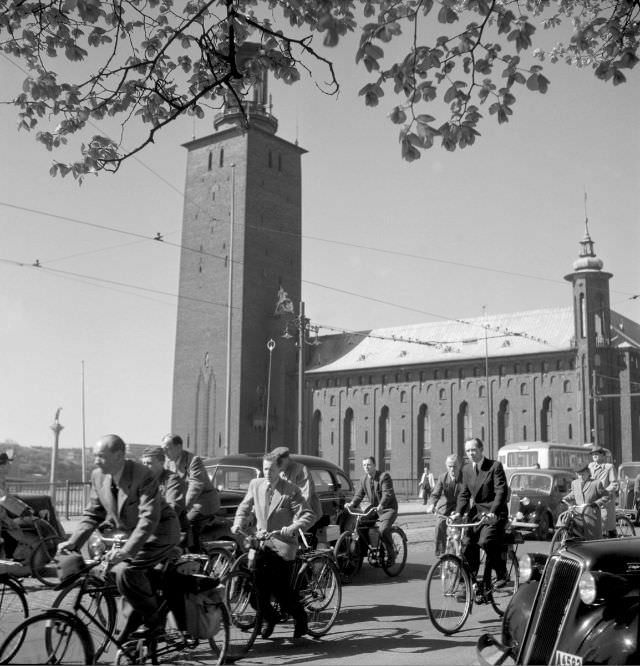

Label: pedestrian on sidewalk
[418,463,434,506]
[426,454,463,556]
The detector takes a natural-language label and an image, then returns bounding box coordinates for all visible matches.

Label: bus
[497,441,611,479]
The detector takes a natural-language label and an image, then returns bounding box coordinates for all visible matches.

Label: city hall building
[170,61,640,481]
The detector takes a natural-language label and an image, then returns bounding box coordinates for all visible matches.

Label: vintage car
[509,469,575,540]
[477,537,640,665]
[203,453,354,537]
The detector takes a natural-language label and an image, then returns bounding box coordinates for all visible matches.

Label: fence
[7,480,90,520]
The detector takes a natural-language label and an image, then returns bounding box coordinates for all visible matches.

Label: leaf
[401,136,421,161]
[389,106,407,124]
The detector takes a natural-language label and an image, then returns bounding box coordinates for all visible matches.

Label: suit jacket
[233,477,316,560]
[158,468,186,526]
[456,457,508,519]
[281,460,322,520]
[352,470,398,512]
[430,471,464,516]
[166,449,219,519]
[67,459,180,559]
[563,478,609,540]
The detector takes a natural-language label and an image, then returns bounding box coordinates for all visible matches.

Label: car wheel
[536,512,551,541]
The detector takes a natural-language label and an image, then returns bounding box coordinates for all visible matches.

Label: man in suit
[59,434,181,639]
[231,451,316,643]
[427,454,463,556]
[162,434,220,551]
[347,456,399,562]
[140,446,188,535]
[563,462,609,540]
[588,446,618,538]
[452,437,509,590]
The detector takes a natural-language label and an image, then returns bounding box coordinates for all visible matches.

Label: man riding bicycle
[346,456,398,563]
[450,438,509,592]
[562,462,610,540]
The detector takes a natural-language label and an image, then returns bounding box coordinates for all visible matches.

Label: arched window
[479,385,485,398]
[400,390,407,403]
[219,148,224,168]
[540,397,552,442]
[438,388,446,400]
[363,393,369,405]
[457,401,472,459]
[498,399,512,447]
[520,383,528,396]
[568,423,573,440]
[379,406,391,466]
[417,404,431,458]
[563,380,572,393]
[207,152,213,170]
[343,408,355,461]
[329,395,335,406]
[311,410,322,457]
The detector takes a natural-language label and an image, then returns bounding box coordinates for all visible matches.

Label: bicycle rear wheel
[0,576,28,662]
[425,555,472,635]
[29,535,60,588]
[381,526,407,577]
[0,609,94,664]
[616,515,635,537]
[550,527,569,554]
[52,575,117,661]
[488,549,519,617]
[224,569,260,661]
[333,531,363,582]
[298,555,342,637]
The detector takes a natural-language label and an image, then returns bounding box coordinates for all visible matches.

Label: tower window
[208,152,212,171]
[219,148,224,168]
[268,150,273,168]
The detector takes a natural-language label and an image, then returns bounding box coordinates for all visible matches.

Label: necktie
[266,485,273,507]
[474,463,479,476]
[110,477,119,506]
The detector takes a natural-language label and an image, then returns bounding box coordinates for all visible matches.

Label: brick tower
[170,59,305,457]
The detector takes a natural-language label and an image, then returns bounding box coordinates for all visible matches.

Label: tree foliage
[1,0,638,177]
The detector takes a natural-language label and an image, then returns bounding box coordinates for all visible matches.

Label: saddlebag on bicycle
[167,571,224,639]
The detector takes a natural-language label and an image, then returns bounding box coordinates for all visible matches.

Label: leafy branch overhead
[1,0,638,177]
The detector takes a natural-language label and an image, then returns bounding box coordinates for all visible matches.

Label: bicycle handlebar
[445,515,491,528]
[344,505,377,517]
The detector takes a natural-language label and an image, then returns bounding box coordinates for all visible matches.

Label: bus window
[507,451,539,468]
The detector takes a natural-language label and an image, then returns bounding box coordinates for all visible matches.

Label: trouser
[359,508,397,553]
[434,515,448,557]
[462,518,507,585]
[254,547,307,631]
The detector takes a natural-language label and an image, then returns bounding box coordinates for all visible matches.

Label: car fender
[573,599,639,664]
[502,580,539,651]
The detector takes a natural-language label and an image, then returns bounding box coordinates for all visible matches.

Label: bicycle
[333,505,408,582]
[0,574,28,662]
[615,509,636,537]
[425,515,521,635]
[224,529,341,657]
[0,531,230,665]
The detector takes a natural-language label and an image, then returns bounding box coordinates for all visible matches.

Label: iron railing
[7,480,90,520]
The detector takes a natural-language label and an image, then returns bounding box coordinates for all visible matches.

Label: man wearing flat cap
[588,446,618,538]
[562,462,609,540]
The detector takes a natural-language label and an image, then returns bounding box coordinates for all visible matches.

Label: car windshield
[510,473,552,493]
[208,465,260,492]
[619,463,640,483]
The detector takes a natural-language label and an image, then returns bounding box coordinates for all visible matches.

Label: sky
[1,12,638,451]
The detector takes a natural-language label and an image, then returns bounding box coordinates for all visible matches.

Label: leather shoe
[293,619,308,639]
[260,620,276,639]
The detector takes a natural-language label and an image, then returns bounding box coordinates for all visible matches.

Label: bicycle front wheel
[616,515,636,538]
[333,531,363,582]
[550,527,569,554]
[224,569,260,661]
[298,555,342,637]
[381,526,408,577]
[489,549,519,617]
[425,555,472,635]
[0,609,94,664]
[29,535,60,588]
[0,576,29,662]
[52,575,117,661]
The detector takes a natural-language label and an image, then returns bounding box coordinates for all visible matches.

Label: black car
[509,469,575,540]
[477,537,640,665]
[204,453,354,542]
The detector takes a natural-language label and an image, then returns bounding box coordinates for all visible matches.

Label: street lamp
[49,407,64,501]
[265,339,276,453]
[280,301,320,454]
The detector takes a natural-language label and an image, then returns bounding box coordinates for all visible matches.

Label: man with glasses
[451,437,509,592]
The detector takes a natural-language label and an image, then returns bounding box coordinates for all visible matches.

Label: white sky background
[0,13,638,450]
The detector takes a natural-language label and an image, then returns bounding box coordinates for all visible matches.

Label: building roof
[306,307,640,374]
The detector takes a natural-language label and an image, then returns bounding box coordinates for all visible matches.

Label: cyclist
[346,456,398,563]
[562,462,610,540]
[451,437,509,592]
[588,446,618,538]
[231,450,316,644]
[161,434,221,552]
[427,454,463,557]
[59,434,181,639]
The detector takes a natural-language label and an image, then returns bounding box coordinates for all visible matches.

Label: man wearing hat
[588,446,618,538]
[140,447,187,534]
[563,462,610,540]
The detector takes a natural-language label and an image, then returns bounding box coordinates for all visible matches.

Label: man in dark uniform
[346,456,398,562]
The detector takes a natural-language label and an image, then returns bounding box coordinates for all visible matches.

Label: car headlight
[521,497,531,507]
[519,552,547,583]
[579,573,598,605]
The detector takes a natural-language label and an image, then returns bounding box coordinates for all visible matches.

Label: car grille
[519,554,582,664]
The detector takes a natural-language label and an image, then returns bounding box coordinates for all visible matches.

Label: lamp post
[49,408,64,501]
[281,301,320,454]
[265,339,276,453]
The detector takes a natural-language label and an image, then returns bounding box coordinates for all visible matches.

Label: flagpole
[224,164,235,456]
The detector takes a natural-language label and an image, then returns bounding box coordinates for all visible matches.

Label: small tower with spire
[565,216,614,446]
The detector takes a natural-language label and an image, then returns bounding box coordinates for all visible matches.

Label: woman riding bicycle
[561,461,610,540]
